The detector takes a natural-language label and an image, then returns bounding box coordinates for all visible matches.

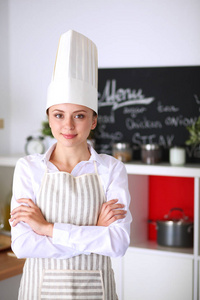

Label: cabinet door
[123,249,193,300]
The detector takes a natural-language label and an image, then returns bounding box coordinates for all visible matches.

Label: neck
[50,142,91,173]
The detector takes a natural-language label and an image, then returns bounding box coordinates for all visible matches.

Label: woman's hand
[10,198,53,237]
[97,199,127,227]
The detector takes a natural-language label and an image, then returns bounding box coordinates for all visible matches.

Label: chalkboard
[94,66,200,162]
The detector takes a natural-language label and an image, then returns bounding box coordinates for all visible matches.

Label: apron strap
[93,161,106,202]
[93,161,98,175]
[36,167,48,201]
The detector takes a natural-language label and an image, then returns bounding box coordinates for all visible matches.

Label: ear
[91,115,97,130]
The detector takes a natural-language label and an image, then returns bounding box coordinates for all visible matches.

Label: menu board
[94,66,200,162]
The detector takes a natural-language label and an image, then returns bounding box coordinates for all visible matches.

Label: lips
[62,134,77,139]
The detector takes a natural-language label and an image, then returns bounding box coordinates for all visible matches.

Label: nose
[64,116,75,130]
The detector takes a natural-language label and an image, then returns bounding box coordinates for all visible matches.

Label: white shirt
[11,144,132,259]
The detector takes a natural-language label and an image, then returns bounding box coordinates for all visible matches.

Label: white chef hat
[46,30,98,113]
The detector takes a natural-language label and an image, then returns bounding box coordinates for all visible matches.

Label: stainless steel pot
[152,208,193,247]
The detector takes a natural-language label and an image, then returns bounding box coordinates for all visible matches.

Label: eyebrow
[52,109,88,113]
[52,109,65,113]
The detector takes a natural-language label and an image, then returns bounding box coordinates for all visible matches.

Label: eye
[74,114,85,119]
[54,113,63,119]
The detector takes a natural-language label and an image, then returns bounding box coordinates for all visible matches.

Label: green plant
[41,120,53,138]
[185,116,200,146]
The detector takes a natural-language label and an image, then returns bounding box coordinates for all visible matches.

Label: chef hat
[46,30,98,113]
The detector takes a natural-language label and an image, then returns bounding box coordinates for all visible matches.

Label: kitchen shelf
[124,162,199,253]
[130,241,194,258]
[124,161,200,177]
[0,155,23,167]
[1,156,200,174]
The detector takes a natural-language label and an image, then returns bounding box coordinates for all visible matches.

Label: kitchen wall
[0,0,10,153]
[0,0,200,155]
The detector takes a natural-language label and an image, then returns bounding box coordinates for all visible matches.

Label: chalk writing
[98,80,155,110]
[165,116,197,127]
[96,66,200,162]
[126,117,162,130]
[194,94,200,105]
[98,114,115,124]
[132,133,156,145]
[96,125,123,141]
[158,135,174,147]
[132,132,174,147]
[186,145,200,158]
[157,102,179,113]
[123,106,147,117]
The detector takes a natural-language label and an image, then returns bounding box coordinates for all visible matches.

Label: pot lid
[158,219,193,225]
[159,208,193,224]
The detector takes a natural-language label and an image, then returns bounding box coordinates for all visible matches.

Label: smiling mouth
[62,134,77,139]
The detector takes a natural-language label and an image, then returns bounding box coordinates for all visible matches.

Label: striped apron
[18,163,118,300]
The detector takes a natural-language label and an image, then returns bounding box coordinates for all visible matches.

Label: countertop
[0,250,25,281]
[0,234,25,281]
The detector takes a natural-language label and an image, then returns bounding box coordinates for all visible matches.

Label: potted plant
[41,120,56,148]
[185,117,200,146]
[185,116,200,160]
[41,120,53,138]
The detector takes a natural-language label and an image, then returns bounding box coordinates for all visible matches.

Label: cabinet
[123,249,193,300]
[124,162,200,300]
[0,157,200,299]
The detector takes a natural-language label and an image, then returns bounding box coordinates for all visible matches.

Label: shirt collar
[88,144,108,168]
[40,142,108,169]
[41,143,56,164]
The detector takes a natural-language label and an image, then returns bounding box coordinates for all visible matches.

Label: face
[48,103,97,148]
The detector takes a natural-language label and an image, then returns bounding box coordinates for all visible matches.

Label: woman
[10,30,132,300]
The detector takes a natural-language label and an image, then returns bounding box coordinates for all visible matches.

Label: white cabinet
[123,249,193,300]
[124,162,200,300]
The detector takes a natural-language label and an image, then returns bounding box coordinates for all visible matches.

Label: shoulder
[90,145,126,170]
[16,143,55,170]
[98,152,120,164]
[16,153,43,166]
[97,153,127,173]
[15,153,45,175]
[96,153,129,193]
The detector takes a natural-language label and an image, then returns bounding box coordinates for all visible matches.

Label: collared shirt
[11,144,132,259]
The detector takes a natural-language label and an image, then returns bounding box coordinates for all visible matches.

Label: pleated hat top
[46,30,98,113]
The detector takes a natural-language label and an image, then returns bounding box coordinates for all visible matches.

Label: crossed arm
[10,198,127,236]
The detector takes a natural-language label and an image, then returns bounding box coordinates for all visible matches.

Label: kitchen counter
[0,234,25,281]
[0,249,25,281]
